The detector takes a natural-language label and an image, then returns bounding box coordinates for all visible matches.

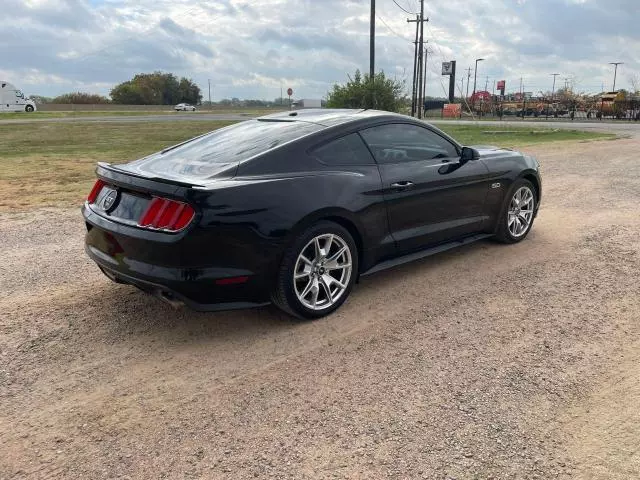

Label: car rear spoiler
[95,163,205,199]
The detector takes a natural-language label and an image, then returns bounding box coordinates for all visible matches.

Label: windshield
[120,120,323,180]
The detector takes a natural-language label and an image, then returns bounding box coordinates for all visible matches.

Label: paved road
[0,113,252,124]
[430,118,640,138]
[2,112,640,137]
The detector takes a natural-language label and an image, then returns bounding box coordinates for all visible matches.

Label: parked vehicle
[292,99,322,109]
[83,109,541,319]
[0,81,37,112]
[174,103,196,111]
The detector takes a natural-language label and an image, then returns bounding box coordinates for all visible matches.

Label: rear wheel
[272,221,358,320]
[495,179,537,243]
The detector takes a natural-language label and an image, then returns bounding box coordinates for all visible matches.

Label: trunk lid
[89,163,203,230]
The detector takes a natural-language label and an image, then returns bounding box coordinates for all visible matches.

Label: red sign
[442,104,461,118]
[497,80,505,90]
[287,88,293,96]
[470,91,492,102]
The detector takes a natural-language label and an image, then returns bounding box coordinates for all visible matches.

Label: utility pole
[417,0,425,119]
[208,79,212,107]
[422,46,429,107]
[484,76,489,92]
[465,67,472,100]
[408,15,420,116]
[408,11,428,118]
[370,0,375,107]
[609,62,623,92]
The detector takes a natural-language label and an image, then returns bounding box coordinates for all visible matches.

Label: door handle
[390,181,414,190]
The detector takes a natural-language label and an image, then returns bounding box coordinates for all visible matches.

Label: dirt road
[1,139,639,479]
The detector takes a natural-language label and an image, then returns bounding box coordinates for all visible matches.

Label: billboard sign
[441,62,454,76]
[497,80,505,90]
[442,103,461,118]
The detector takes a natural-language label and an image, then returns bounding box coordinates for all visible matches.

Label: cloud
[0,0,637,99]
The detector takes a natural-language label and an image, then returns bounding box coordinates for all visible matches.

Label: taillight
[138,197,195,232]
[87,179,106,204]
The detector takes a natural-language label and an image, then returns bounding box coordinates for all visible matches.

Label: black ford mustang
[83,109,541,319]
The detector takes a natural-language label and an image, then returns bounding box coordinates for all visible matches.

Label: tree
[110,72,202,105]
[325,70,407,112]
[29,95,52,104]
[177,77,202,105]
[630,74,640,94]
[52,92,110,104]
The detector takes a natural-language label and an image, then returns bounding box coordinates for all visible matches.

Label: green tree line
[110,72,201,105]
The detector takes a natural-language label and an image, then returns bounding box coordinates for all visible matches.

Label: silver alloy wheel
[507,186,535,238]
[293,233,353,311]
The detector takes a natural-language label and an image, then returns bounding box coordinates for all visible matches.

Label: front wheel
[495,179,537,243]
[272,221,358,320]
[25,105,34,112]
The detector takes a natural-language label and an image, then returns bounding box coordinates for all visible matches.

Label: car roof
[257,108,409,127]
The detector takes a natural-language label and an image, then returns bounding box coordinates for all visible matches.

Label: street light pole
[472,58,484,96]
[551,73,559,99]
[609,62,623,92]
[549,73,559,119]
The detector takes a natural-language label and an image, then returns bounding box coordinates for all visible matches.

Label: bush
[326,70,407,112]
[52,92,110,104]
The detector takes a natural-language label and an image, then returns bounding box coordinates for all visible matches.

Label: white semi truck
[291,98,322,109]
[1,81,37,112]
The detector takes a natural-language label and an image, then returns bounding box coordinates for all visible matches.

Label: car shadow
[79,233,542,350]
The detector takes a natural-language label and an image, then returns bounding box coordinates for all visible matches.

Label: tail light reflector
[138,197,195,232]
[215,276,249,286]
[87,179,106,204]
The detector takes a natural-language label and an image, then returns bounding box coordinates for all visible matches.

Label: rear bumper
[87,247,269,312]
[83,206,273,312]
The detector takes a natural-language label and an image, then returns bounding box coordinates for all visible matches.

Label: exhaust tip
[156,290,184,309]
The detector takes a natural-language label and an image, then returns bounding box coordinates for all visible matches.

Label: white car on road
[174,103,196,112]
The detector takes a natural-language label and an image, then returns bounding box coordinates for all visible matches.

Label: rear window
[310,133,374,166]
[121,120,323,180]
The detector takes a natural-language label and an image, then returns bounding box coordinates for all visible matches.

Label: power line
[423,23,474,113]
[376,14,413,43]
[391,0,416,14]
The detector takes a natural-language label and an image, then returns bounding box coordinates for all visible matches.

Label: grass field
[0,120,614,211]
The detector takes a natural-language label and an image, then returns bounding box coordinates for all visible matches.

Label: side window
[310,133,375,166]
[360,123,459,164]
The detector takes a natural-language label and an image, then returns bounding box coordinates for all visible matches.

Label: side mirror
[460,146,480,163]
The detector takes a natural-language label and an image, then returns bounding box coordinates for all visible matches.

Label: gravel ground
[1,138,639,479]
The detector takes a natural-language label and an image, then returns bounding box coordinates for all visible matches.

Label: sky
[1,0,638,100]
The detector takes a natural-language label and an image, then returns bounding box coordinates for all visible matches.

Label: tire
[271,221,358,320]
[25,105,34,112]
[495,179,537,244]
